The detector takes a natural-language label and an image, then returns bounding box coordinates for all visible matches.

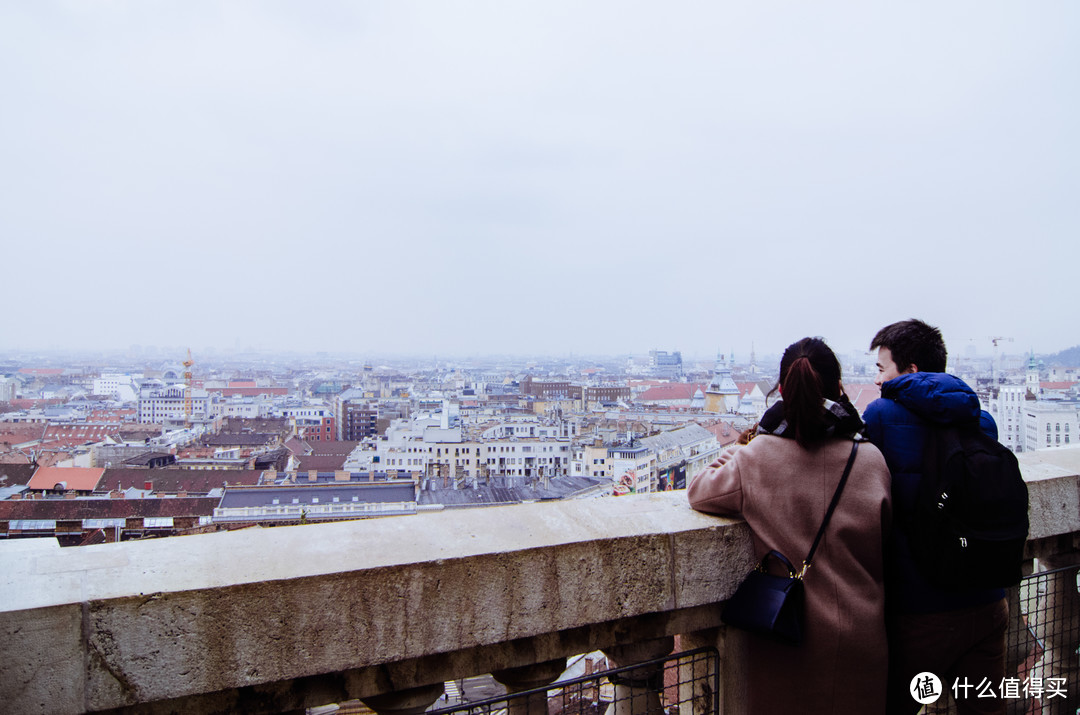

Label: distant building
[277,404,335,443]
[609,445,655,494]
[92,374,138,401]
[583,386,631,409]
[340,402,379,441]
[0,377,18,403]
[1023,400,1079,452]
[704,357,740,414]
[986,384,1032,453]
[637,423,720,491]
[213,480,417,524]
[137,385,214,424]
[635,383,707,409]
[648,350,683,379]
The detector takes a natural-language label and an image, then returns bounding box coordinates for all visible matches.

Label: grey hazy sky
[2,2,1076,360]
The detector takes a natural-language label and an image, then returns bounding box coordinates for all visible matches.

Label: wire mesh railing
[925,563,1080,715]
[309,565,1076,715]
[428,647,719,715]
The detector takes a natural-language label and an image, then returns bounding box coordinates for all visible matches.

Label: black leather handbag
[721,441,859,645]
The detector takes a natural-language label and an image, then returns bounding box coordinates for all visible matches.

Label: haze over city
[2,3,1077,358]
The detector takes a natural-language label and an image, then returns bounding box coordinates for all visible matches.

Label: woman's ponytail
[774,338,843,449]
[782,356,825,449]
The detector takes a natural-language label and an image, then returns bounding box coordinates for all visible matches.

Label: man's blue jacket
[863,372,1004,614]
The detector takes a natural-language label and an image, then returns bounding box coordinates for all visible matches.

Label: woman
[689,337,892,715]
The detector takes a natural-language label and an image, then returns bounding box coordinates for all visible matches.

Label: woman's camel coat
[689,435,892,715]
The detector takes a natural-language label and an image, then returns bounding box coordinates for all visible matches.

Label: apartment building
[137,385,214,424]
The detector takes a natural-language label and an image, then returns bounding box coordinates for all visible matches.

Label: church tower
[704,353,741,414]
[1026,352,1040,396]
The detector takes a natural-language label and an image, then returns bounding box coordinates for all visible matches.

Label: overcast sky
[2,2,1076,361]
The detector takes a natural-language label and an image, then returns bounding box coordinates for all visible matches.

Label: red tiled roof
[284,437,312,455]
[97,468,263,494]
[0,497,219,521]
[9,398,65,409]
[310,440,359,457]
[636,384,707,402]
[703,422,743,447]
[0,464,36,486]
[296,455,347,472]
[43,424,121,447]
[0,423,47,447]
[17,368,65,376]
[89,409,137,421]
[28,467,106,491]
[1041,381,1077,390]
[115,424,165,441]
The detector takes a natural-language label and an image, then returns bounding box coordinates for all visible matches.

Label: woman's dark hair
[767,337,843,449]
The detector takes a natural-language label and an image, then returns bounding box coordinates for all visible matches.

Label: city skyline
[3,3,1077,357]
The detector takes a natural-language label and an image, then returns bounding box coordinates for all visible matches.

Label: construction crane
[989,337,1014,385]
[182,349,194,428]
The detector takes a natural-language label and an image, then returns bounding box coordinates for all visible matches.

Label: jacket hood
[879,372,982,425]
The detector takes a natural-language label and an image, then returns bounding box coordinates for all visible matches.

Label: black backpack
[909,421,1029,590]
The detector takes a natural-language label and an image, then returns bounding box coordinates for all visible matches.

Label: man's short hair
[870,319,947,373]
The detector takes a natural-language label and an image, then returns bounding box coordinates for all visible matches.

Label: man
[863,319,1007,715]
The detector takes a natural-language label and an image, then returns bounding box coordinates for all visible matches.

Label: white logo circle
[910,672,943,705]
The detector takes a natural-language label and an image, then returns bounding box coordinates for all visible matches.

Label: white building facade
[1024,401,1080,452]
[138,386,214,424]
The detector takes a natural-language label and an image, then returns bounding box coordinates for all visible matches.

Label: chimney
[110,490,123,499]
[64,491,77,500]
[334,470,349,482]
[307,470,318,483]
[144,481,152,491]
[177,490,187,498]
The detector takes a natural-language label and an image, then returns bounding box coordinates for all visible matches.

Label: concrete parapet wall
[1,447,1078,715]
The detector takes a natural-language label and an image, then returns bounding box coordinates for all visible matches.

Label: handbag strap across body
[797,439,860,578]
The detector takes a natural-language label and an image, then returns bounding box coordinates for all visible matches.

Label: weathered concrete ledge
[1,447,1077,715]
[0,491,754,714]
